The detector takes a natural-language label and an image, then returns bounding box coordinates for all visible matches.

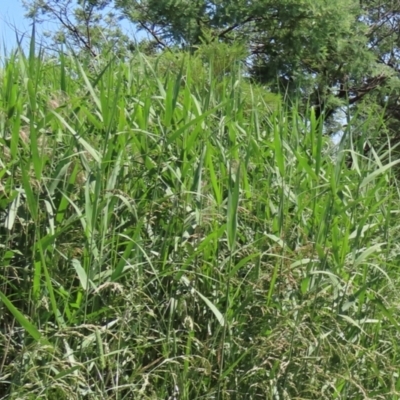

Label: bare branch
[213,15,260,40]
[137,20,170,50]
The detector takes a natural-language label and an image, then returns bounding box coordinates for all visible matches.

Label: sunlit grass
[1,40,400,399]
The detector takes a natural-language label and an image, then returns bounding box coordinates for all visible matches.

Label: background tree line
[22,0,400,144]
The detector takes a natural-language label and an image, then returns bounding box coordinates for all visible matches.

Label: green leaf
[360,159,400,188]
[181,275,225,326]
[0,291,41,341]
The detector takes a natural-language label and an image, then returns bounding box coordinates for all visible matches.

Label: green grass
[1,42,400,399]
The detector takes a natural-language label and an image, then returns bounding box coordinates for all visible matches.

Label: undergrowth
[1,42,400,399]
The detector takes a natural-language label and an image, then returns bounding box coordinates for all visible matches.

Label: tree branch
[213,15,260,40]
[137,20,170,50]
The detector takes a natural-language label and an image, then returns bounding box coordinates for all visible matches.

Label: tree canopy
[22,0,400,139]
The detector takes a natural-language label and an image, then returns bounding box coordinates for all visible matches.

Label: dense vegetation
[2,0,400,398]
[1,34,400,399]
[22,0,400,139]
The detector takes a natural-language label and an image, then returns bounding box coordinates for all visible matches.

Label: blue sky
[0,0,143,53]
[0,0,30,51]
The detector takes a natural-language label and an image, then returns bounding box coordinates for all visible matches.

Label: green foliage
[115,0,400,141]
[22,0,135,57]
[1,39,400,399]
[116,0,249,46]
[146,40,280,114]
[21,0,400,141]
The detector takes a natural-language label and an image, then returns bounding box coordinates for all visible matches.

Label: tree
[22,0,135,57]
[116,0,400,134]
[22,0,400,141]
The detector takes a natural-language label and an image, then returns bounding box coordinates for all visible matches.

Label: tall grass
[1,42,400,399]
